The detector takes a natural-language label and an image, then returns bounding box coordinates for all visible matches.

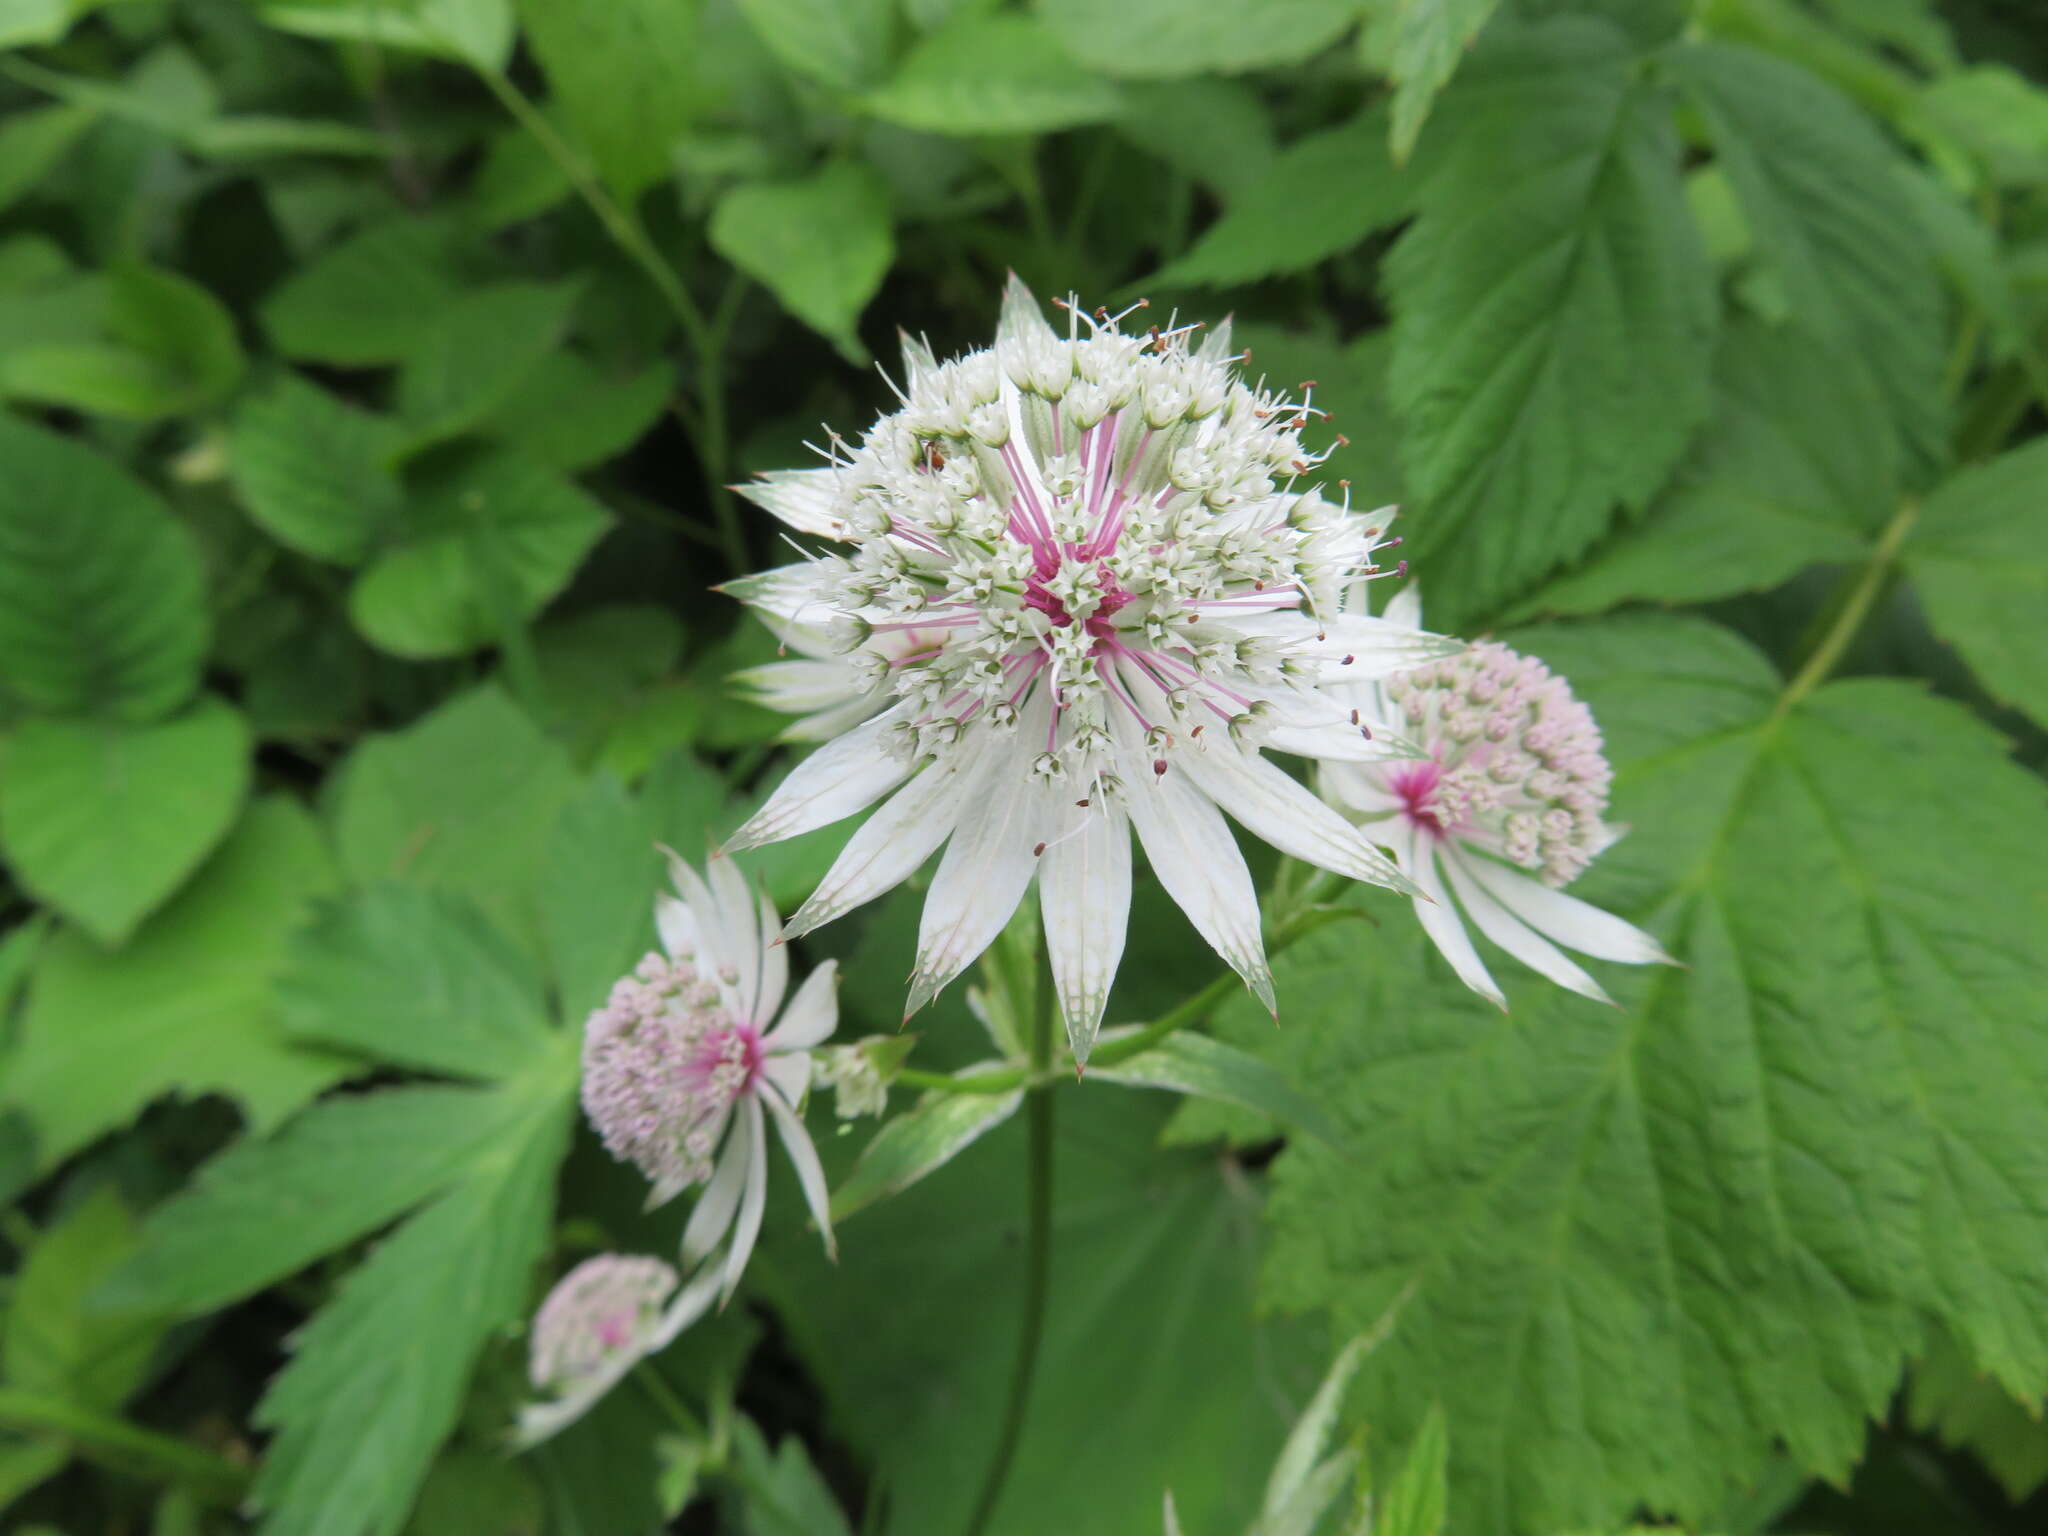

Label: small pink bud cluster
[581,951,764,1194]
[528,1254,678,1394]
[1384,642,1613,886]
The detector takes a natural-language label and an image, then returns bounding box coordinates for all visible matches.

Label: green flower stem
[471,66,747,573]
[633,1363,704,1440]
[1775,497,1919,718]
[960,931,1057,1536]
[0,1387,248,1505]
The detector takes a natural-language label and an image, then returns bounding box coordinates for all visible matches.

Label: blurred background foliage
[1,0,2047,1533]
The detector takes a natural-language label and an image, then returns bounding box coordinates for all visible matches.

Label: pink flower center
[685,1022,764,1098]
[1389,759,1446,838]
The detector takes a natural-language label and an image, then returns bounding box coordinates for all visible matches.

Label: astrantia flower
[722,278,1462,1062]
[515,1253,717,1445]
[1320,587,1674,1007]
[581,853,839,1301]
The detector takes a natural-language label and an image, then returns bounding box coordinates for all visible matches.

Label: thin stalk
[1775,499,1920,719]
[0,1387,247,1505]
[634,1363,704,1439]
[960,936,1057,1536]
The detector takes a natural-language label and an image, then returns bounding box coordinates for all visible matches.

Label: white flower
[814,1042,889,1119]
[721,278,1462,1064]
[1320,587,1675,1008]
[580,852,839,1303]
[514,1253,718,1446]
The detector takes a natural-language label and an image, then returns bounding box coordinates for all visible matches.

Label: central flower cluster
[528,1254,679,1396]
[802,300,1399,787]
[1382,643,1614,885]
[581,951,763,1198]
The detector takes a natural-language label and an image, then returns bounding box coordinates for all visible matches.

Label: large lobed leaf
[1385,17,1717,627]
[1205,614,2048,1533]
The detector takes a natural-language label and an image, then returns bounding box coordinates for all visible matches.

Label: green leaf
[1508,319,1888,620]
[1150,113,1407,288]
[248,1079,572,1536]
[531,605,688,768]
[1908,1324,2048,1503]
[515,0,703,196]
[328,685,581,942]
[0,104,96,216]
[4,1186,166,1413]
[280,885,553,1080]
[1034,0,1356,79]
[0,413,208,721]
[347,449,611,659]
[771,1093,1321,1535]
[395,281,583,451]
[0,0,110,50]
[862,13,1122,136]
[0,262,243,419]
[736,0,895,91]
[1365,0,1505,162]
[729,1417,856,1536]
[0,1435,67,1516]
[3,797,344,1178]
[1115,78,1276,196]
[1376,1405,1449,1536]
[1386,18,1716,626]
[1669,41,1948,475]
[540,775,659,1022]
[483,353,671,473]
[258,0,514,69]
[710,164,892,364]
[1901,438,2048,731]
[0,697,251,946]
[105,1082,554,1317]
[229,373,407,565]
[829,1085,1023,1221]
[1233,325,1404,513]
[1236,614,2048,1532]
[1910,65,2048,188]
[1089,1031,1350,1151]
[262,217,462,367]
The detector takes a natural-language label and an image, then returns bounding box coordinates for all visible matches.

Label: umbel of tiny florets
[721,277,1464,1060]
[528,1254,679,1397]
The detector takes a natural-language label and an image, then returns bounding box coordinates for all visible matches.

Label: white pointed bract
[1320,586,1675,1009]
[725,278,1460,1063]
[514,1253,718,1446]
[580,853,840,1305]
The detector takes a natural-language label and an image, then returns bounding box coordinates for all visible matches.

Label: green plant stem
[960,933,1057,1536]
[473,67,747,572]
[0,1388,247,1505]
[1775,498,1919,719]
[634,1363,704,1440]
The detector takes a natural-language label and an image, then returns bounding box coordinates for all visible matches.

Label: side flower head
[581,851,840,1303]
[515,1253,717,1447]
[1320,587,1676,1008]
[720,277,1463,1064]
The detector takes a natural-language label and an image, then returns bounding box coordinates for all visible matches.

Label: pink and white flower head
[720,277,1461,1064]
[515,1253,718,1446]
[581,852,839,1302]
[1320,586,1675,1008]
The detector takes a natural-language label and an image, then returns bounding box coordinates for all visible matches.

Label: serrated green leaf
[1151,113,1406,288]
[515,0,702,196]
[248,1082,571,1536]
[1910,65,2048,188]
[229,372,406,565]
[541,775,659,1022]
[773,1093,1321,1535]
[1368,0,1505,162]
[0,261,243,419]
[1386,17,1716,626]
[3,797,344,1178]
[1669,41,1948,476]
[1908,1324,2048,1503]
[863,13,1122,136]
[329,685,581,942]
[280,885,553,1080]
[0,413,207,720]
[1509,319,1888,620]
[347,449,610,659]
[4,1186,166,1413]
[394,280,582,452]
[1088,1031,1349,1151]
[736,0,895,91]
[104,1082,554,1317]
[531,604,688,768]
[261,217,462,367]
[830,1084,1022,1221]
[1233,614,2048,1532]
[1115,78,1276,196]
[483,353,671,473]
[0,697,251,946]
[1901,437,2048,731]
[258,0,513,68]
[1034,0,1355,79]
[711,164,892,364]
[729,1417,856,1536]
[1375,1404,1448,1536]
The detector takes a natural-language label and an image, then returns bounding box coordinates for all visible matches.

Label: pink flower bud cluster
[581,951,764,1195]
[528,1254,679,1394]
[1384,642,1613,887]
